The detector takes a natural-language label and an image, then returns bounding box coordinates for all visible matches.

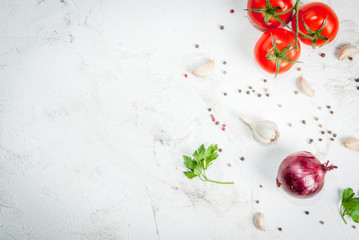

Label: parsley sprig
[183,144,234,184]
[340,188,359,224]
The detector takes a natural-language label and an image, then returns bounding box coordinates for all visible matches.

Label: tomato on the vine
[247,0,294,31]
[254,28,301,76]
[291,2,339,48]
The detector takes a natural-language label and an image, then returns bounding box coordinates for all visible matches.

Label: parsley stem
[341,213,347,224]
[340,204,348,224]
[204,179,234,184]
[202,173,234,184]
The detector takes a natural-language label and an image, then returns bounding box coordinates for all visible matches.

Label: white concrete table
[1,0,359,239]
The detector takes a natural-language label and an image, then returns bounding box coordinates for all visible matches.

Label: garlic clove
[254,212,266,231]
[338,45,359,61]
[239,114,254,126]
[255,121,280,144]
[298,76,315,97]
[192,59,214,78]
[344,137,359,151]
[239,114,279,144]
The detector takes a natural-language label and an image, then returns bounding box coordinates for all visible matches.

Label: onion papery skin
[276,151,337,199]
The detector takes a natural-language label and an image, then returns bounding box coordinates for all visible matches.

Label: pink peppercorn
[230,9,234,13]
[184,74,188,78]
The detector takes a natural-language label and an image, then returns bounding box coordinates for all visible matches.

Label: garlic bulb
[192,59,214,78]
[240,114,280,144]
[344,137,359,151]
[298,76,315,97]
[254,212,266,231]
[338,45,359,61]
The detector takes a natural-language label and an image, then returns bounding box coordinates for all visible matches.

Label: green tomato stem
[294,0,301,49]
[277,4,295,15]
[273,1,313,41]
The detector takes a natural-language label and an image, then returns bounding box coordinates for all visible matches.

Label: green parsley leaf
[183,171,197,179]
[193,166,202,177]
[193,144,206,162]
[343,198,359,213]
[340,188,359,224]
[342,188,355,203]
[182,144,234,184]
[205,152,218,168]
[351,209,359,223]
[183,156,197,170]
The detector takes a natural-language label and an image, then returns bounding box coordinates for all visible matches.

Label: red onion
[276,151,337,198]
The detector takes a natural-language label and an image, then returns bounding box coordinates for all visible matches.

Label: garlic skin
[344,137,359,151]
[298,76,315,97]
[192,59,214,78]
[338,45,359,61]
[254,212,266,231]
[240,114,280,144]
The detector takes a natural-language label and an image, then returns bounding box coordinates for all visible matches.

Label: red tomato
[291,2,339,48]
[247,0,294,31]
[254,28,301,75]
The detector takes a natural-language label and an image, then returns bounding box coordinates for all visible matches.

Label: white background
[1,0,359,239]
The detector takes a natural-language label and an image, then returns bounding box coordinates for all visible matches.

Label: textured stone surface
[0,0,359,239]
